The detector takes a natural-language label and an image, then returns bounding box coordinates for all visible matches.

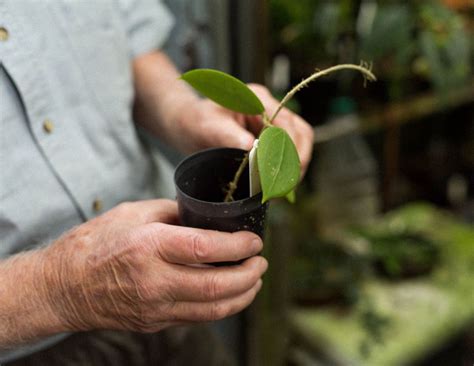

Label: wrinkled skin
[41,200,267,333]
[1,51,311,349]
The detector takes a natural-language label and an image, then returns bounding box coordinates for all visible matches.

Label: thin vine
[223,62,376,202]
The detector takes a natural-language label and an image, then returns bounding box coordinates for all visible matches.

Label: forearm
[0,249,67,349]
[132,51,199,151]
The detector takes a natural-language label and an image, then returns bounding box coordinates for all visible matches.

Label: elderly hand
[132,52,313,175]
[41,200,266,333]
[177,84,314,175]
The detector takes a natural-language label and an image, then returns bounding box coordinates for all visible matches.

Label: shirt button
[92,199,103,213]
[43,119,54,134]
[0,27,9,42]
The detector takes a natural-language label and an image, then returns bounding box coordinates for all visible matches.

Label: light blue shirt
[0,0,174,361]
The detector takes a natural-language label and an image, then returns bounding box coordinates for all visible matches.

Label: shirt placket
[0,3,88,221]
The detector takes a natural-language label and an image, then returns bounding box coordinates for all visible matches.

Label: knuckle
[129,302,176,332]
[248,83,270,96]
[114,201,134,215]
[204,273,222,301]
[129,314,157,333]
[149,222,167,235]
[160,301,179,322]
[190,233,210,262]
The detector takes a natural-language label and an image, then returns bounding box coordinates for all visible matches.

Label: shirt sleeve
[117,0,175,58]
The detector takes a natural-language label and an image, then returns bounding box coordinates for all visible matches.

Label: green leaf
[181,69,265,115]
[286,190,296,203]
[257,127,301,203]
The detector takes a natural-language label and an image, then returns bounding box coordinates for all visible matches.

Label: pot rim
[174,147,263,207]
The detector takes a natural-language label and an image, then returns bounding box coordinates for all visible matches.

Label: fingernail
[252,238,263,253]
[256,279,263,291]
[259,257,268,272]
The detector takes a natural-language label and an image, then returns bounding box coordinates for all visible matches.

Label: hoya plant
[181,63,376,204]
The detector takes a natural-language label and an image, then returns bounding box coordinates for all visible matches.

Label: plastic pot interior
[174,148,268,239]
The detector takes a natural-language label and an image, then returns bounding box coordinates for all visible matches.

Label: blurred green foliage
[291,238,367,305]
[269,0,472,99]
[289,202,474,365]
[353,230,440,279]
[417,2,471,90]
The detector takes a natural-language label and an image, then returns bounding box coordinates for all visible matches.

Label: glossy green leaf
[257,127,301,203]
[181,69,265,115]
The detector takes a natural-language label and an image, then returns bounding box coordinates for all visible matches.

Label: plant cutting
[174,63,376,240]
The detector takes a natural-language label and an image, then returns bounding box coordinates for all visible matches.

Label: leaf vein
[268,130,285,193]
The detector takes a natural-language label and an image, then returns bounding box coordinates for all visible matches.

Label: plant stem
[224,112,270,202]
[269,63,376,124]
[224,62,376,202]
[262,112,271,127]
[224,152,250,202]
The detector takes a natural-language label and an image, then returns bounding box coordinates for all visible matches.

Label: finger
[248,83,278,120]
[165,256,267,302]
[168,278,263,322]
[245,115,265,137]
[202,116,255,151]
[273,110,298,139]
[294,115,314,174]
[272,111,314,175]
[112,200,179,225]
[219,120,255,150]
[146,223,263,264]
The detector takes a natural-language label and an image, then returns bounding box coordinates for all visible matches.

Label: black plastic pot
[174,148,268,240]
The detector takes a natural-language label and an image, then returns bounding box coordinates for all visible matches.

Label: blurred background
[159,0,474,365]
